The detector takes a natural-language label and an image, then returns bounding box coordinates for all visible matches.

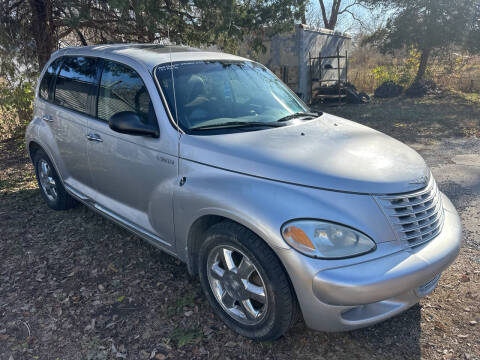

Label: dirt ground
[1,96,479,360]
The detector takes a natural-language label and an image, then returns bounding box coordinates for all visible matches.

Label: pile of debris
[312,81,370,104]
[374,81,403,98]
[312,78,441,105]
[405,80,439,97]
[373,79,440,99]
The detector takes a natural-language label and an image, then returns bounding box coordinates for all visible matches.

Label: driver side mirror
[109,111,159,138]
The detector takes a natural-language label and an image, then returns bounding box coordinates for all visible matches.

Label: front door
[86,59,177,247]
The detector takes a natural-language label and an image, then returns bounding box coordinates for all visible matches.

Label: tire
[198,221,298,340]
[33,149,77,210]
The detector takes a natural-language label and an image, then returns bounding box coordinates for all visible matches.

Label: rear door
[36,57,63,130]
[86,59,177,247]
[51,56,100,199]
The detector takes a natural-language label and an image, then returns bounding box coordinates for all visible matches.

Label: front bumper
[277,193,462,332]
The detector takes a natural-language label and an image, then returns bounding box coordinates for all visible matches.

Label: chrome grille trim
[375,177,444,247]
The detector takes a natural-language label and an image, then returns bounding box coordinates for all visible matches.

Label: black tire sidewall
[198,222,295,340]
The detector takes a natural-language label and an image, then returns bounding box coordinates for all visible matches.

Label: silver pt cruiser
[26,44,462,340]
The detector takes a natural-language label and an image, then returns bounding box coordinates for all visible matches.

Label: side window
[39,58,62,101]
[97,60,157,127]
[54,56,99,114]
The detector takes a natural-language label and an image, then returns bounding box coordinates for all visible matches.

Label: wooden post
[319,51,322,89]
[337,46,341,105]
[345,50,348,85]
[309,52,312,105]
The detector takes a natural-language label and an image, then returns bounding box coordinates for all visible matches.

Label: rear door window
[97,60,157,127]
[54,56,99,114]
[39,58,63,101]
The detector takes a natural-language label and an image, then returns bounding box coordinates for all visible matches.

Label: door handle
[86,133,103,142]
[42,114,53,122]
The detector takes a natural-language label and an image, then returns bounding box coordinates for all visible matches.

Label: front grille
[375,177,444,247]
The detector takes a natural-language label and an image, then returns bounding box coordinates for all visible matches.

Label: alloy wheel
[206,245,268,325]
[38,159,58,202]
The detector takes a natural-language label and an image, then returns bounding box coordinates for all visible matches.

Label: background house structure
[239,24,352,103]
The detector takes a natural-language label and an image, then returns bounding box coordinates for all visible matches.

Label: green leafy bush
[0,78,34,140]
[371,65,400,85]
[370,49,422,88]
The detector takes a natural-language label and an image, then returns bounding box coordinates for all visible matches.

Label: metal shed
[239,24,352,103]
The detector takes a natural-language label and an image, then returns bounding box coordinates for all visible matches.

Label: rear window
[97,60,156,126]
[39,58,62,101]
[54,57,99,114]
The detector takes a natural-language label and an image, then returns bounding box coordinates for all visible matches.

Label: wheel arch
[27,140,65,185]
[186,214,232,275]
[27,140,43,161]
[185,213,288,278]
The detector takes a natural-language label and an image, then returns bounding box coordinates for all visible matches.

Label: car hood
[179,113,430,194]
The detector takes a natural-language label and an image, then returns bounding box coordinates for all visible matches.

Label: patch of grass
[169,327,203,348]
[451,90,480,105]
[261,340,275,349]
[168,292,195,315]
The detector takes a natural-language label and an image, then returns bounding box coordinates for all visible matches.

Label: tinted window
[39,58,62,101]
[97,60,156,126]
[54,57,99,114]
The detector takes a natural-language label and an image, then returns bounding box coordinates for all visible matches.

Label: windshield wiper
[190,121,286,131]
[276,112,320,122]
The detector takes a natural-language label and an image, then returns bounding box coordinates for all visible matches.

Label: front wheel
[198,221,298,340]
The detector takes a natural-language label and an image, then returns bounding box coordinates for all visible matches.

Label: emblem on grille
[409,175,429,185]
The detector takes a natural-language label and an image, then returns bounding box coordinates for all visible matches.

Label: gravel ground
[1,130,479,360]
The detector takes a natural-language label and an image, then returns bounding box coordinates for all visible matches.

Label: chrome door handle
[42,115,53,122]
[86,133,103,142]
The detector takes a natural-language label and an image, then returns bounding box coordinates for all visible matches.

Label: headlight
[281,220,376,259]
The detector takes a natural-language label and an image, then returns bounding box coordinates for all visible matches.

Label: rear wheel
[198,221,298,340]
[33,149,77,210]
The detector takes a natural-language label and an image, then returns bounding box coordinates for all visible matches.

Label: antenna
[167,27,181,175]
[167,28,179,131]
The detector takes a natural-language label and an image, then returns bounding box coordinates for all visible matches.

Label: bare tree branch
[338,0,363,14]
[75,28,88,45]
[317,0,367,30]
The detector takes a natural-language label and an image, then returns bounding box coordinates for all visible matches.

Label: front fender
[174,159,397,266]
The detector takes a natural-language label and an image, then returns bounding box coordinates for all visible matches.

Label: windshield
[155,60,310,132]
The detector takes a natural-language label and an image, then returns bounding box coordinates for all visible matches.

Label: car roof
[52,44,249,72]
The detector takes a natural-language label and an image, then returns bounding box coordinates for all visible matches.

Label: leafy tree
[466,1,480,52]
[0,0,305,137]
[0,0,306,71]
[360,0,480,83]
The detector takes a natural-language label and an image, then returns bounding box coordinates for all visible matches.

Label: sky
[305,0,391,35]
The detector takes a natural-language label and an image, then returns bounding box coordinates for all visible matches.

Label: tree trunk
[414,48,431,83]
[300,2,306,24]
[28,0,56,69]
[318,0,341,30]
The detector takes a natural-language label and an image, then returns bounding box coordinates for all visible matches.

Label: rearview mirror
[109,111,159,138]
